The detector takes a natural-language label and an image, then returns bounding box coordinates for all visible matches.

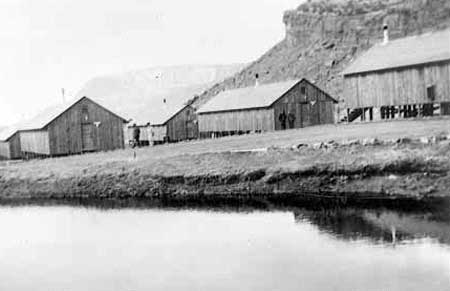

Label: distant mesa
[75,64,245,125]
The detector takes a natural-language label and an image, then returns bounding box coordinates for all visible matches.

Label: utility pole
[61,88,66,103]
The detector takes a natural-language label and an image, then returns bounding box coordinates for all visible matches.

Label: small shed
[0,130,21,160]
[139,96,198,145]
[148,103,198,144]
[125,124,150,146]
[342,29,450,121]
[197,79,337,137]
[124,94,199,145]
[0,96,127,160]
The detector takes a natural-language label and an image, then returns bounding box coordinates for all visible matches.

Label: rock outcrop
[194,0,450,108]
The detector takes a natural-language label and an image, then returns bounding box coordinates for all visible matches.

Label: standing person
[132,124,141,148]
[288,112,296,129]
[279,111,287,130]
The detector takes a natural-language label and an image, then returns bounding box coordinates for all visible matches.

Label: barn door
[186,120,198,139]
[301,104,311,127]
[81,123,96,151]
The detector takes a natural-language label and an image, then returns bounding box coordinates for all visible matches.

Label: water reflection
[0,199,448,291]
[295,209,411,244]
[1,197,449,246]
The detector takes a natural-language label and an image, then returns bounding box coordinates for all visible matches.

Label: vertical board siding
[125,125,150,143]
[47,98,125,156]
[198,109,275,132]
[344,61,450,108]
[166,105,198,142]
[0,141,10,159]
[198,80,335,133]
[148,125,167,142]
[8,133,21,159]
[20,131,50,155]
[273,79,336,130]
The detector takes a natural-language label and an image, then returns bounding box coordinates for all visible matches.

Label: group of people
[278,111,296,130]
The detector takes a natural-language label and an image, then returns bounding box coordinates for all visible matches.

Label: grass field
[1,118,450,175]
[1,118,450,200]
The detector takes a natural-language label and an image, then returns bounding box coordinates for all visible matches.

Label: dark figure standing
[288,112,296,129]
[132,124,141,148]
[279,111,287,130]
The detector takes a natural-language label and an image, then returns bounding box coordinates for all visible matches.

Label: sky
[0,0,300,127]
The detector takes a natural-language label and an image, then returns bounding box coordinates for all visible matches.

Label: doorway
[81,123,96,151]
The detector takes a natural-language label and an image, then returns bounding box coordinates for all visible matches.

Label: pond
[0,202,449,291]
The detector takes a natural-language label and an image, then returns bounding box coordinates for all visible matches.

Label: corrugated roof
[197,79,300,114]
[0,96,126,141]
[343,29,450,76]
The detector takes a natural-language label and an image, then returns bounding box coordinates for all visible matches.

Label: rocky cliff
[195,0,450,108]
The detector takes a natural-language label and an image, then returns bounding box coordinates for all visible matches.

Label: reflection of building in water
[362,211,450,246]
[293,208,450,245]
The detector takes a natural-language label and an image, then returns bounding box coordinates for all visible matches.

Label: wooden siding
[197,79,335,133]
[166,105,198,141]
[198,109,275,132]
[0,141,10,159]
[148,125,167,143]
[46,98,125,156]
[343,61,450,108]
[20,131,50,155]
[273,79,336,130]
[125,125,150,142]
[8,133,21,159]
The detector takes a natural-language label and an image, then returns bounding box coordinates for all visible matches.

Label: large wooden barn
[0,96,126,160]
[197,79,337,137]
[342,29,450,122]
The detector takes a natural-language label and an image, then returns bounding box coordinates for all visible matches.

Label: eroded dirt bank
[1,136,450,205]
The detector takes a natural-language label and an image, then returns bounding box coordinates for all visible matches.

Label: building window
[300,86,306,95]
[81,106,89,122]
[427,85,436,101]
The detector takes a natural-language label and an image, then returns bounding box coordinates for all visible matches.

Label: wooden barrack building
[0,96,126,160]
[197,79,337,137]
[342,29,450,122]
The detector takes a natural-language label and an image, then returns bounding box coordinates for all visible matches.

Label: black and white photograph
[0,0,449,290]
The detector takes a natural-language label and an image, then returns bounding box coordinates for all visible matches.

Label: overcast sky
[0,0,300,127]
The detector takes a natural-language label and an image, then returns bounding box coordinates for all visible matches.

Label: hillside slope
[195,0,450,109]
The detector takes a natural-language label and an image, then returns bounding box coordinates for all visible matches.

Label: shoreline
[1,134,450,206]
[0,192,449,212]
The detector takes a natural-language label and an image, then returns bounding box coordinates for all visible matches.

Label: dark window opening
[427,85,436,101]
[300,86,306,95]
[81,106,89,122]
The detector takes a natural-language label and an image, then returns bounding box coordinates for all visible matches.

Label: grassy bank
[1,119,450,203]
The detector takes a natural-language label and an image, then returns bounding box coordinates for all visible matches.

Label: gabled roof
[197,79,300,114]
[101,85,203,127]
[197,79,336,114]
[0,96,127,141]
[145,95,192,126]
[343,29,450,76]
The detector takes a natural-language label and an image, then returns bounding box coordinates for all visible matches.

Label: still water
[0,203,449,291]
